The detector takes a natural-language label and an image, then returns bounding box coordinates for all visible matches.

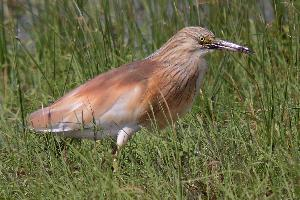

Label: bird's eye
[199,37,205,44]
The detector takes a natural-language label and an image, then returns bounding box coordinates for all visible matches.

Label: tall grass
[0,0,299,199]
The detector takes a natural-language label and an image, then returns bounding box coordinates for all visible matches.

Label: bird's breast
[166,63,206,117]
[140,60,207,128]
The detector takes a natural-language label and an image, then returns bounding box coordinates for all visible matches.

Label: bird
[28,26,252,157]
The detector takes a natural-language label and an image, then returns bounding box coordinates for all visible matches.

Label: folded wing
[28,59,159,134]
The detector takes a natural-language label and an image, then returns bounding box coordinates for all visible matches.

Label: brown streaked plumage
[28,26,252,152]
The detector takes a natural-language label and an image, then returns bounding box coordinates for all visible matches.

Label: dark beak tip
[242,46,254,54]
[246,49,254,55]
[241,49,252,55]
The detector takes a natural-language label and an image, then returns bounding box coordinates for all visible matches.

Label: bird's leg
[112,146,120,172]
[112,125,139,172]
[111,142,119,172]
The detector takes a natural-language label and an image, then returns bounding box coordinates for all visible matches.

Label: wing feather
[28,59,159,132]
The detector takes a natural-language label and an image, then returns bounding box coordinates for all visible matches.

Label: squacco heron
[29,27,251,155]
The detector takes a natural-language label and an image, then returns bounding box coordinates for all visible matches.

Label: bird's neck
[145,38,207,83]
[148,48,203,73]
[146,39,204,70]
[148,48,207,92]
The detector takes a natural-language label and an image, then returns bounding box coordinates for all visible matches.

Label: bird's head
[149,27,252,62]
[189,27,252,55]
[178,27,252,55]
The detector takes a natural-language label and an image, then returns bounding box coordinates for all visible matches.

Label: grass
[0,0,299,199]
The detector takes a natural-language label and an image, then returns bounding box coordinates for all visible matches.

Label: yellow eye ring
[199,36,205,44]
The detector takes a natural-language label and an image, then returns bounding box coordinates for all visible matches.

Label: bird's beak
[207,39,253,54]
